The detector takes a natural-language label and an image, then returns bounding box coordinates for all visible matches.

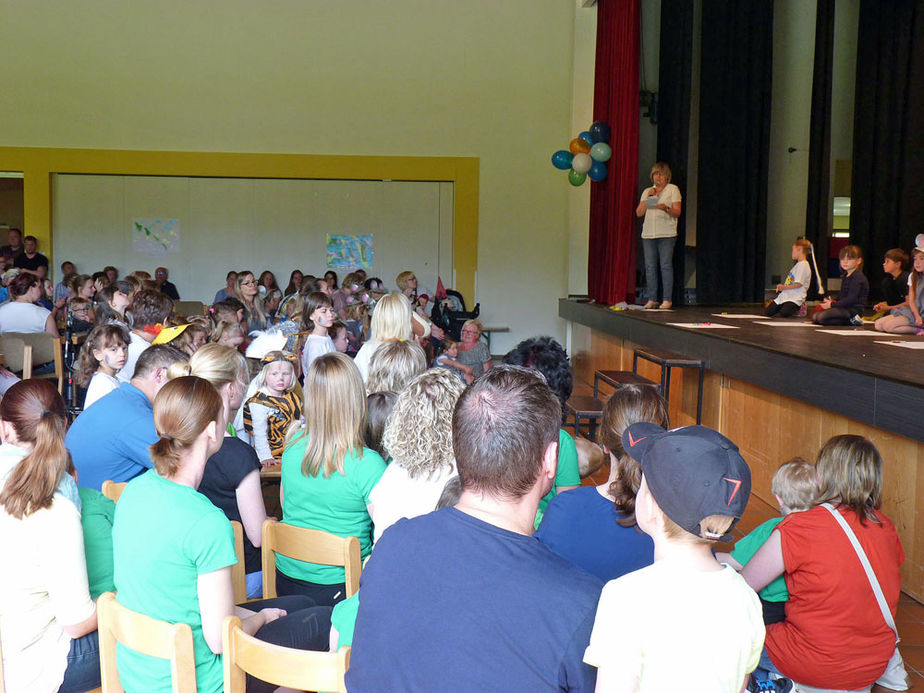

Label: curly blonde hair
[381,368,466,480]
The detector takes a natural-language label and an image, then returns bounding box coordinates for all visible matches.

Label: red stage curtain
[588,0,640,305]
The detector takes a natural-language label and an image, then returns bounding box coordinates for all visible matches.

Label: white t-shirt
[353,339,382,383]
[369,463,456,543]
[640,183,682,239]
[118,331,150,383]
[0,301,52,334]
[84,371,120,409]
[301,334,335,375]
[774,259,812,306]
[585,560,764,692]
[0,447,95,693]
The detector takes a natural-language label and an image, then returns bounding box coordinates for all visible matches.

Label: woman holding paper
[636,162,682,309]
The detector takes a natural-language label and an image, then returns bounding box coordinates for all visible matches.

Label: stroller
[431,289,480,342]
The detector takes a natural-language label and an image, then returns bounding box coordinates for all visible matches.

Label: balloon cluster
[551,121,612,186]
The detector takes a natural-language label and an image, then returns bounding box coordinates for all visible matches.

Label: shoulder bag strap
[821,502,898,642]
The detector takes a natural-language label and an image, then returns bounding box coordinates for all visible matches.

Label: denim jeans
[59,631,101,693]
[642,236,676,303]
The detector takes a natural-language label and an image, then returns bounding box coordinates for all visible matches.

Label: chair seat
[633,346,704,367]
[565,396,605,417]
[595,370,658,389]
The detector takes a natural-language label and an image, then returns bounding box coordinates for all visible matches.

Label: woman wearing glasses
[455,319,491,379]
[232,270,266,332]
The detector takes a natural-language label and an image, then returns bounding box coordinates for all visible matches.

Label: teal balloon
[551,150,573,170]
[588,161,608,182]
[589,120,611,143]
[568,169,587,186]
[579,131,593,144]
[590,142,612,162]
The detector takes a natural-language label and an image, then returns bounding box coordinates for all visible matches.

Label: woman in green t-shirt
[278,352,386,606]
[112,376,329,693]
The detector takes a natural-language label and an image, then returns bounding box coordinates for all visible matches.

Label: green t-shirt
[112,470,237,693]
[279,432,386,585]
[77,487,116,599]
[730,516,788,602]
[535,429,581,528]
[331,592,360,648]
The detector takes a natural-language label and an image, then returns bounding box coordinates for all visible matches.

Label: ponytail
[0,383,71,519]
[166,361,192,380]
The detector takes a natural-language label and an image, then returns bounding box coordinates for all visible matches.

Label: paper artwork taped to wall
[327,234,373,269]
[132,218,180,257]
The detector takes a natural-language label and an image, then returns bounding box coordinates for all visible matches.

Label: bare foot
[660,301,672,309]
[644,300,658,309]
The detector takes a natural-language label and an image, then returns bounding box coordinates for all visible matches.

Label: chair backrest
[230,520,247,604]
[221,615,349,693]
[6,332,64,392]
[0,335,30,374]
[101,480,128,504]
[260,520,361,599]
[173,301,205,318]
[97,592,197,693]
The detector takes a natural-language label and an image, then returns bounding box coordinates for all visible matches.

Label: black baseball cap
[622,423,751,542]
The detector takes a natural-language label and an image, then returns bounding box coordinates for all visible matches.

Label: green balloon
[568,169,587,186]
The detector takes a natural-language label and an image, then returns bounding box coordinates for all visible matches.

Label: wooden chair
[261,520,361,599]
[230,520,248,604]
[221,615,349,693]
[0,335,31,376]
[5,332,65,394]
[97,592,197,693]
[173,301,205,319]
[101,480,128,504]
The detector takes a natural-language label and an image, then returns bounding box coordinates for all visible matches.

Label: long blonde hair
[294,352,366,477]
[0,380,71,519]
[369,292,412,342]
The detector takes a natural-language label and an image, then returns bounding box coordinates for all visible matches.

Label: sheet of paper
[875,340,924,349]
[814,329,884,336]
[753,321,817,327]
[667,322,739,329]
[710,313,767,319]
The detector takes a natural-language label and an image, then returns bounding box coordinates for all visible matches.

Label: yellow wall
[1,1,579,353]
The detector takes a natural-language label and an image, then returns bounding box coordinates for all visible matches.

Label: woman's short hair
[599,385,669,527]
[0,380,70,519]
[8,272,37,298]
[128,289,174,328]
[149,376,224,477]
[816,434,882,523]
[369,293,413,342]
[461,319,483,336]
[395,271,415,292]
[650,161,672,183]
[503,336,573,420]
[382,368,466,480]
[295,352,367,478]
[367,340,427,394]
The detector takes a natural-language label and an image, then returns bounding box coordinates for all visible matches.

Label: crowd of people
[0,243,909,692]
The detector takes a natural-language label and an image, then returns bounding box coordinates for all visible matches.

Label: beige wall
[2,1,579,354]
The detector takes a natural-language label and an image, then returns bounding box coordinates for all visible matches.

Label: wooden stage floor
[560,300,924,442]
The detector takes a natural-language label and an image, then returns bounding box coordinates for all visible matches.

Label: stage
[559,299,924,442]
[560,297,924,599]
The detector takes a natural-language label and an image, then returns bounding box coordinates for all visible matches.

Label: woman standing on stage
[636,162,682,310]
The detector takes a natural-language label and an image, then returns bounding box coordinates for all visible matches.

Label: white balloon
[572,153,592,174]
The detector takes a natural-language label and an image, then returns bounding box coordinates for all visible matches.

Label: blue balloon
[588,161,608,182]
[579,131,593,144]
[551,150,573,170]
[589,120,611,144]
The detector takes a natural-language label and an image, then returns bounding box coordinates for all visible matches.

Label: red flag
[435,277,448,300]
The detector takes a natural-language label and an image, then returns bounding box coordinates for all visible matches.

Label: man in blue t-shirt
[347,366,602,692]
[67,345,185,491]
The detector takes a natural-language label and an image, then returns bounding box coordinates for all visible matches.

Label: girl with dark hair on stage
[812,245,869,327]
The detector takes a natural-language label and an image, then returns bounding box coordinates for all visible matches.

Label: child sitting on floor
[875,238,924,334]
[873,248,910,316]
[242,350,302,467]
[812,245,869,326]
[75,323,130,409]
[717,457,818,625]
[766,239,818,318]
[584,423,765,691]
